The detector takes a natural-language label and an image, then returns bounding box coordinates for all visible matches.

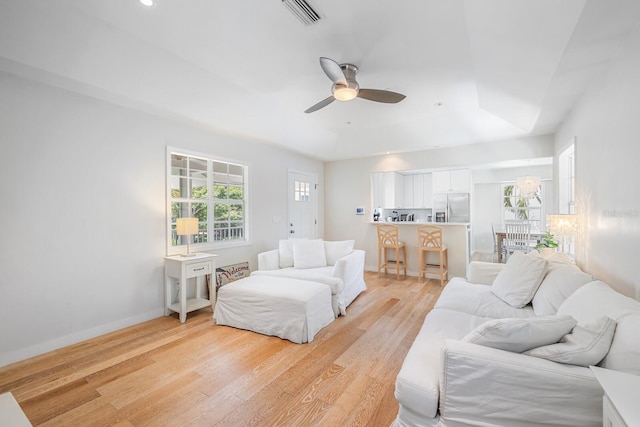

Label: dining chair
[491,223,506,263]
[377,224,407,279]
[503,220,532,261]
[417,225,448,287]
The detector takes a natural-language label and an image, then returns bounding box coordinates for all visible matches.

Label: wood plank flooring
[0,272,443,426]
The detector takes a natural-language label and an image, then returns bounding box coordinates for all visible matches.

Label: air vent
[282,0,324,26]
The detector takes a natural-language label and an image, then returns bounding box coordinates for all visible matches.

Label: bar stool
[418,225,448,287]
[377,224,407,279]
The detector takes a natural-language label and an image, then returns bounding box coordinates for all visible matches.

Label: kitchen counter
[372,221,470,226]
[370,221,471,278]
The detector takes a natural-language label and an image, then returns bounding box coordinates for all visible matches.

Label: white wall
[0,71,324,366]
[555,23,640,300]
[324,136,555,272]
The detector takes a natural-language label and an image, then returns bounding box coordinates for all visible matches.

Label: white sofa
[393,252,640,427]
[252,239,366,317]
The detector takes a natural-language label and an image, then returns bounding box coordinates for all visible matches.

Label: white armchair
[252,239,366,316]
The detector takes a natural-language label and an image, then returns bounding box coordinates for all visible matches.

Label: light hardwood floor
[0,271,443,426]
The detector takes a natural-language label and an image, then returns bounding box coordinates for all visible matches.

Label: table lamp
[546,214,577,255]
[176,217,199,257]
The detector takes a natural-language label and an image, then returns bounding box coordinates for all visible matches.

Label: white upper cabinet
[373,172,434,209]
[372,172,385,208]
[423,173,433,207]
[413,174,424,208]
[375,171,403,208]
[433,169,471,193]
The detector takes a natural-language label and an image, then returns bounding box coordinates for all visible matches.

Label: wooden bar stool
[377,224,407,279]
[418,225,448,287]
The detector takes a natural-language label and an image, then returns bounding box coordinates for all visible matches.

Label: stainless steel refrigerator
[433,193,470,223]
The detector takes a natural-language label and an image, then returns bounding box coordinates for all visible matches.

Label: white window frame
[501,182,544,231]
[558,142,575,214]
[166,147,250,255]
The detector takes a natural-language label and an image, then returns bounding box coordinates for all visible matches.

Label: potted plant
[536,230,558,256]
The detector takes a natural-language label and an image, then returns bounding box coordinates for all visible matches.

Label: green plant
[536,230,559,249]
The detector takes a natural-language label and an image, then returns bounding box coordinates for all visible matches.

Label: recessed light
[140,0,155,6]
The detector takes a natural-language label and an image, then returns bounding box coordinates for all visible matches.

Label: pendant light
[517,161,541,199]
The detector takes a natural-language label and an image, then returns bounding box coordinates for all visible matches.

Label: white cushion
[462,315,577,353]
[278,239,294,268]
[525,316,616,366]
[324,240,355,265]
[491,251,547,308]
[292,239,327,269]
[435,279,536,319]
[558,281,640,374]
[531,265,594,316]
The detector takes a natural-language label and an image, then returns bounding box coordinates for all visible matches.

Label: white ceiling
[1,0,639,161]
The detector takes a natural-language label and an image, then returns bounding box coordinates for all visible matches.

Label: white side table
[591,366,640,427]
[0,392,32,426]
[164,253,217,323]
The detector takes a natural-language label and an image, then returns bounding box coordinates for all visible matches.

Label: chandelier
[517,175,541,199]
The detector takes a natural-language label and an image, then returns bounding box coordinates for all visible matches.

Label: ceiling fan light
[334,86,358,101]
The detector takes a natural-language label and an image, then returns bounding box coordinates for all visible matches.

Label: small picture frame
[355,207,365,215]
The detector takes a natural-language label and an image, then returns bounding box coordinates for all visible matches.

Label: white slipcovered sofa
[393,251,640,427]
[252,239,366,317]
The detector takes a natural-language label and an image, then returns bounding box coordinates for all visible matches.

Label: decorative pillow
[555,280,640,374]
[491,251,547,308]
[525,317,616,366]
[324,240,355,265]
[462,315,577,353]
[598,314,640,375]
[278,239,294,268]
[531,265,594,316]
[292,239,327,269]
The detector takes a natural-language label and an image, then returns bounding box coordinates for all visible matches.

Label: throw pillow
[462,315,577,353]
[491,251,547,308]
[292,239,327,269]
[531,265,594,316]
[324,240,355,265]
[278,239,295,268]
[525,317,616,367]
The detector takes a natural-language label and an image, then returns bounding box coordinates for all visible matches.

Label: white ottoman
[213,275,335,343]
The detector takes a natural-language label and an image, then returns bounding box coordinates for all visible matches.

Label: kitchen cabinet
[386,172,404,208]
[423,173,433,207]
[373,172,433,209]
[372,171,404,208]
[433,169,471,193]
[372,172,385,208]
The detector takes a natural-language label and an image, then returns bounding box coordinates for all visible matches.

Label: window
[558,143,575,214]
[502,182,543,231]
[167,148,248,254]
[294,180,310,202]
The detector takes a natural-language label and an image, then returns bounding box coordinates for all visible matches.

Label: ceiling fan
[304,57,406,114]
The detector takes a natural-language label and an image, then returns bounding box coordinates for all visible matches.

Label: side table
[590,365,640,427]
[164,253,217,323]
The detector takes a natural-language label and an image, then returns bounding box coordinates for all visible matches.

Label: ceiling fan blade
[319,57,347,85]
[304,96,335,114]
[357,89,406,103]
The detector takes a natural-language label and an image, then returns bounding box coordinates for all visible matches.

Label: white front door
[288,170,318,239]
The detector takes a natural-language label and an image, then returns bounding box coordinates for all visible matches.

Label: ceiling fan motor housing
[332,63,359,101]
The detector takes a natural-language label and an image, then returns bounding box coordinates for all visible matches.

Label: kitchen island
[369,221,471,279]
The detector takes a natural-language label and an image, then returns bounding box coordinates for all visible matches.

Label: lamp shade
[176,217,198,236]
[546,214,577,237]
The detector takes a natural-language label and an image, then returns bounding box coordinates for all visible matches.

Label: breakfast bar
[370,221,471,279]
